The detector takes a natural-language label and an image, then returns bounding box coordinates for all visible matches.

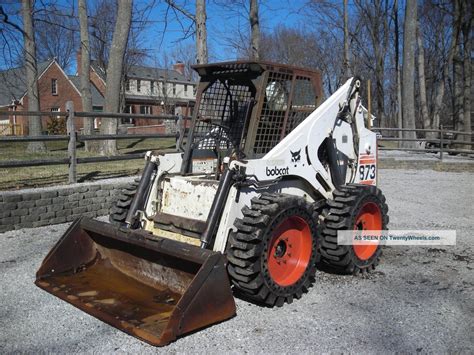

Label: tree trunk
[343,0,351,79]
[78,0,94,152]
[374,54,385,128]
[249,0,260,60]
[196,0,208,64]
[430,2,459,140]
[394,0,403,146]
[416,21,430,131]
[450,0,465,156]
[22,0,46,152]
[101,0,132,156]
[431,67,449,140]
[401,0,417,148]
[461,4,471,148]
[453,29,464,133]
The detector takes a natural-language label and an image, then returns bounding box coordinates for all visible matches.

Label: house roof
[91,60,194,83]
[68,75,104,107]
[90,61,106,82]
[0,60,52,107]
[127,64,190,82]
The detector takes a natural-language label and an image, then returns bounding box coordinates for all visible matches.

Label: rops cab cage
[181,61,323,174]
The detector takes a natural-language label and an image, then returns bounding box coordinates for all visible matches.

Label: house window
[137,80,141,92]
[151,81,155,94]
[51,79,58,95]
[193,85,197,95]
[184,84,188,95]
[140,105,151,114]
[50,107,60,118]
[172,83,176,95]
[122,105,134,124]
[125,80,130,91]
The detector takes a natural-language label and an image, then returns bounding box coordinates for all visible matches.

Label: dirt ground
[0,168,473,353]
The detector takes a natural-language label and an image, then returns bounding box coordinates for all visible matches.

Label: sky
[0,0,325,71]
[136,0,307,64]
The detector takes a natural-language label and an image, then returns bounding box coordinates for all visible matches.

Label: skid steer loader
[36,61,388,346]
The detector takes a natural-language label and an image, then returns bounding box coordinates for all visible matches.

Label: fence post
[66,101,77,184]
[439,125,444,161]
[176,114,184,151]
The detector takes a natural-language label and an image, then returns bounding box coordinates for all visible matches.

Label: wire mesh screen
[193,79,253,153]
[284,76,317,136]
[253,71,292,155]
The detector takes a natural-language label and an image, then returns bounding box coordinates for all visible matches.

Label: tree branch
[0,6,27,37]
[164,0,195,22]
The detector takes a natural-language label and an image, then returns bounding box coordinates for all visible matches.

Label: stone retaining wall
[0,177,135,233]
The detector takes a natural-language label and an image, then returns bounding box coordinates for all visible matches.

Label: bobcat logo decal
[290,149,301,163]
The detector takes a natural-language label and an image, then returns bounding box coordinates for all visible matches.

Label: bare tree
[249,0,260,60]
[34,5,77,72]
[401,0,417,147]
[423,2,457,139]
[259,25,339,96]
[394,0,402,142]
[353,0,391,128]
[343,0,351,78]
[169,42,198,81]
[305,0,393,125]
[196,0,208,64]
[452,0,463,133]
[461,0,472,147]
[101,0,133,155]
[89,0,149,74]
[416,21,429,131]
[22,0,45,152]
[0,5,25,70]
[78,0,94,152]
[89,0,116,71]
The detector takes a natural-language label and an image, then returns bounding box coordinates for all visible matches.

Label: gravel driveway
[1,169,473,353]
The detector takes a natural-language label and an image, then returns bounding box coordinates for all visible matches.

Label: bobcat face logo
[291,149,301,163]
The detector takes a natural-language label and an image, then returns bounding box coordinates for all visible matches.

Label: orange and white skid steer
[36,61,388,346]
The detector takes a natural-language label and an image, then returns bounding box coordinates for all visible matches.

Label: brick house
[0,56,197,135]
[84,58,197,133]
[0,59,104,135]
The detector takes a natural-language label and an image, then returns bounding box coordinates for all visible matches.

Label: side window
[253,71,292,155]
[265,80,289,111]
[291,77,316,109]
[285,76,317,135]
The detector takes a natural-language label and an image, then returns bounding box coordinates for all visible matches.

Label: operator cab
[181,61,323,175]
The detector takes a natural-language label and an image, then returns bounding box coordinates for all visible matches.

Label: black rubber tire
[109,178,139,227]
[319,184,389,275]
[227,192,319,307]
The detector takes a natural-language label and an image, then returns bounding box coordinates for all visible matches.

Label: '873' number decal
[359,164,376,181]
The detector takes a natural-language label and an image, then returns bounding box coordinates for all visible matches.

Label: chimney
[173,62,185,76]
[77,49,82,76]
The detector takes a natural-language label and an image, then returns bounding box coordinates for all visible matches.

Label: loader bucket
[35,217,236,346]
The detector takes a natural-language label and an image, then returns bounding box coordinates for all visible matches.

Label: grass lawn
[0,138,176,190]
[0,138,399,191]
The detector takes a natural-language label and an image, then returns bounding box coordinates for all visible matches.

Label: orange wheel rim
[267,216,312,287]
[353,201,382,260]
